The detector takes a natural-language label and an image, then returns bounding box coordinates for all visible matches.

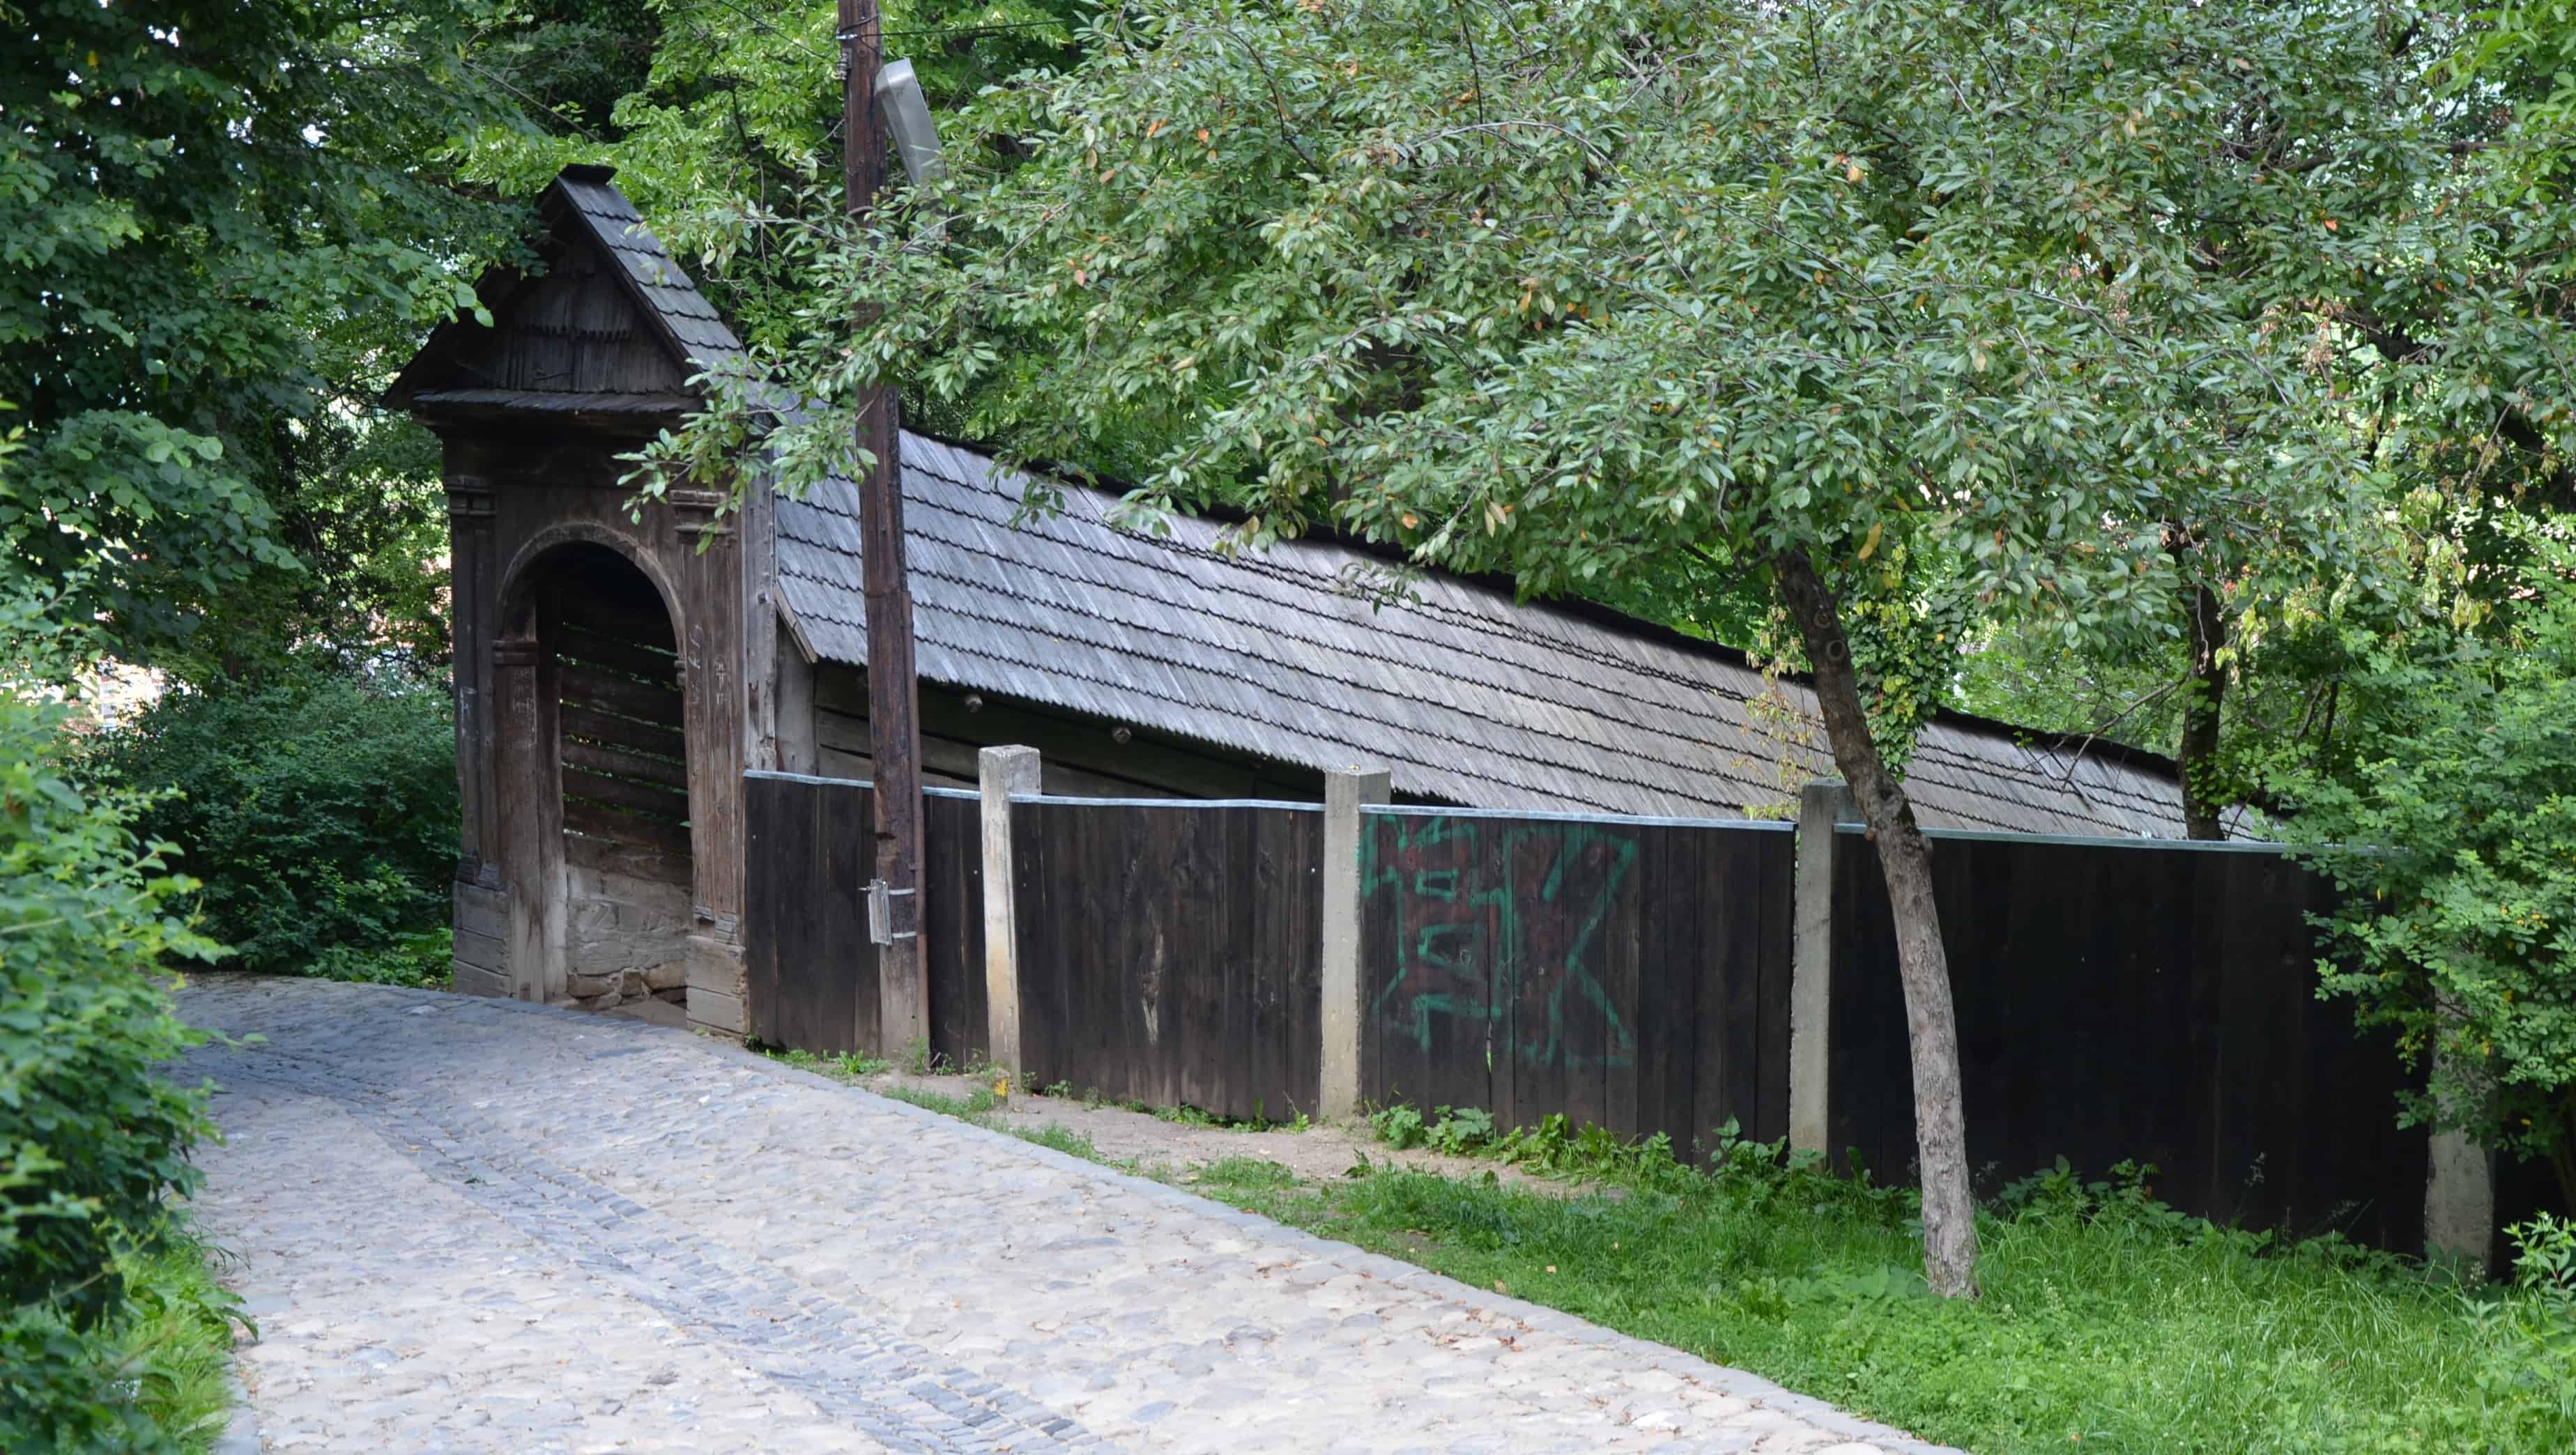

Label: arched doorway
[500,541,696,1020]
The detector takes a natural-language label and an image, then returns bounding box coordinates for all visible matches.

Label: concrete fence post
[979,745,1041,1076]
[2423,1029,2497,1276]
[1790,778,1856,1157]
[1321,766,1392,1121]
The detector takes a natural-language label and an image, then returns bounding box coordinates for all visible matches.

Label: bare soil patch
[852,1065,1569,1191]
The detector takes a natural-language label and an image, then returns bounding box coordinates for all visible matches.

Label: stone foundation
[560,863,693,1013]
[450,872,512,999]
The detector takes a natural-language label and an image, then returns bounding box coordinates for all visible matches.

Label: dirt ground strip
[839,1061,1574,1190]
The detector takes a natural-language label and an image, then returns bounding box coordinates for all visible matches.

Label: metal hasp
[838,0,928,1050]
[864,878,918,948]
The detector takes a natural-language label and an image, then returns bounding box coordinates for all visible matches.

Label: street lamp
[875,59,947,188]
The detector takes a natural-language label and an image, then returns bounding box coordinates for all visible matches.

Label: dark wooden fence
[744,774,986,1065]
[1011,796,1323,1121]
[739,770,2547,1257]
[1827,829,2428,1249]
[1358,807,1794,1155]
[743,771,879,1053]
[921,787,986,1070]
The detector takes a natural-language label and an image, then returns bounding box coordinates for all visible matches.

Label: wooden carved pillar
[445,474,499,877]
[493,635,567,1003]
[672,488,751,1033]
[443,472,512,995]
[739,470,783,771]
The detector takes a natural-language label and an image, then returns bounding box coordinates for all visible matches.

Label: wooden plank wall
[743,772,880,1053]
[553,567,692,875]
[1356,809,1795,1156]
[807,663,1329,802]
[921,787,988,1069]
[1826,832,2429,1250]
[1012,799,1324,1121]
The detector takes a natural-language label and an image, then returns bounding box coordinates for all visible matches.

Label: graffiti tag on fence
[1363,815,1639,1070]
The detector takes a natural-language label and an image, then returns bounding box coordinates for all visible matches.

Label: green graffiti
[1365,815,1639,1071]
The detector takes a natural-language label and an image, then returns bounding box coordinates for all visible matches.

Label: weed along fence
[743,760,2536,1263]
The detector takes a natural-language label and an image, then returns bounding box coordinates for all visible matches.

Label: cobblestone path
[178,976,1948,1454]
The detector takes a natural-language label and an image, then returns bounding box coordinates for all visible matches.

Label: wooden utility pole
[839,0,928,1053]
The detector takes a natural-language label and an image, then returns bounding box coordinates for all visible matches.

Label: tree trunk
[2179,581,2228,841]
[1773,548,1981,1299]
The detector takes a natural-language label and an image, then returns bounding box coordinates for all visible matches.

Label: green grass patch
[875,1083,999,1118]
[760,1045,894,1081]
[854,1075,1106,1163]
[1006,1123,1103,1160]
[1193,1121,2576,1454]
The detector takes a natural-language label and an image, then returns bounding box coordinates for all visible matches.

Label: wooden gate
[553,585,691,866]
[743,771,880,1052]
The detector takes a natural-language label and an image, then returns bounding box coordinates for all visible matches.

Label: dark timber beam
[841,0,927,1052]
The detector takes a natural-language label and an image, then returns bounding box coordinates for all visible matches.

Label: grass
[780,1065,1110,1163]
[762,1046,894,1081]
[1184,1121,2576,1455]
[756,1052,2575,1449]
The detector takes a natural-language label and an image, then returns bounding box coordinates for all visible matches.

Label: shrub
[0,1220,247,1454]
[2466,1213,2576,1445]
[0,683,221,1445]
[96,659,457,983]
[2279,543,2576,1209]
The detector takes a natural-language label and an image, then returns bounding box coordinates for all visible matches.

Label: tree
[447,0,1094,371]
[1,0,538,671]
[2280,528,2576,1209]
[646,1,2441,1295]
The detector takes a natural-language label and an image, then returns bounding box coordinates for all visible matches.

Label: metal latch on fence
[864,878,917,947]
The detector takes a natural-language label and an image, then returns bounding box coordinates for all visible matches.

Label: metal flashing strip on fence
[744,769,979,803]
[1365,801,1793,833]
[1832,821,2291,853]
[1006,794,1324,813]
[744,767,871,790]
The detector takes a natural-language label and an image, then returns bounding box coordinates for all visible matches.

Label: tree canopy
[0,0,546,668]
[618,0,2576,1292]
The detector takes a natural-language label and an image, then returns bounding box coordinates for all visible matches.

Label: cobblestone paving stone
[178,976,1956,1454]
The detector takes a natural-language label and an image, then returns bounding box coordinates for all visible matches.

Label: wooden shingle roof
[776,441,2198,836]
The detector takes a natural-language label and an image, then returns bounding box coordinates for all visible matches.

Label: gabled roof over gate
[388,165,744,419]
[397,167,2198,836]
